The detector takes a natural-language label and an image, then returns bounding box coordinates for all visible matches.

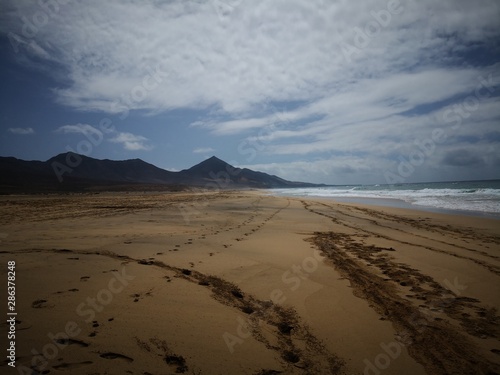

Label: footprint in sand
[53,361,93,370]
[57,249,73,253]
[165,355,188,373]
[99,352,134,362]
[32,299,52,308]
[0,319,31,331]
[55,338,89,347]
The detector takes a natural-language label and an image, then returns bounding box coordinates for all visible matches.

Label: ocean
[271,180,500,218]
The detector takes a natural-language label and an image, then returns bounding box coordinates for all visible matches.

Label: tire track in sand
[301,200,500,276]
[311,232,499,375]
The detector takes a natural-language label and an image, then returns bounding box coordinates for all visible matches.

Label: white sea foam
[271,185,500,215]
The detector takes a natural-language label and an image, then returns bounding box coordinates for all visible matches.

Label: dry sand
[0,191,498,374]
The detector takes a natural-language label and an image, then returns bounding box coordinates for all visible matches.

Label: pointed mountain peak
[182,156,240,177]
[208,156,231,164]
[190,156,232,168]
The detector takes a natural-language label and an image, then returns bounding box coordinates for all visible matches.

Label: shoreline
[270,192,500,220]
[0,191,498,374]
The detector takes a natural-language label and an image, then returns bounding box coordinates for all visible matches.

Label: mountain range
[0,153,323,193]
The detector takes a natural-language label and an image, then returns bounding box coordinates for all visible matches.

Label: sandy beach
[0,191,499,375]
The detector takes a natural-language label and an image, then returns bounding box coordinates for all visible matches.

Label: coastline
[269,190,500,220]
[0,191,498,374]
[321,196,500,219]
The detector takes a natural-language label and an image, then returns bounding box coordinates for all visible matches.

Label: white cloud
[193,147,215,154]
[109,132,153,151]
[55,124,101,137]
[2,0,498,116]
[55,124,153,152]
[8,127,34,135]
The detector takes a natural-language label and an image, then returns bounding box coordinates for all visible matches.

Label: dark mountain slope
[0,153,323,193]
[47,153,177,183]
[179,156,320,188]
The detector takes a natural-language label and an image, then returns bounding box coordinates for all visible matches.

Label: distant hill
[177,156,318,188]
[0,153,323,193]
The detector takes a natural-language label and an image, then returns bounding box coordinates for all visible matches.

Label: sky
[0,0,499,185]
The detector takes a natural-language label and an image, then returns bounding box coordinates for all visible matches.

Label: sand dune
[0,191,498,374]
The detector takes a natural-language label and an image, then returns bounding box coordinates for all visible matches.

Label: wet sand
[0,191,498,374]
